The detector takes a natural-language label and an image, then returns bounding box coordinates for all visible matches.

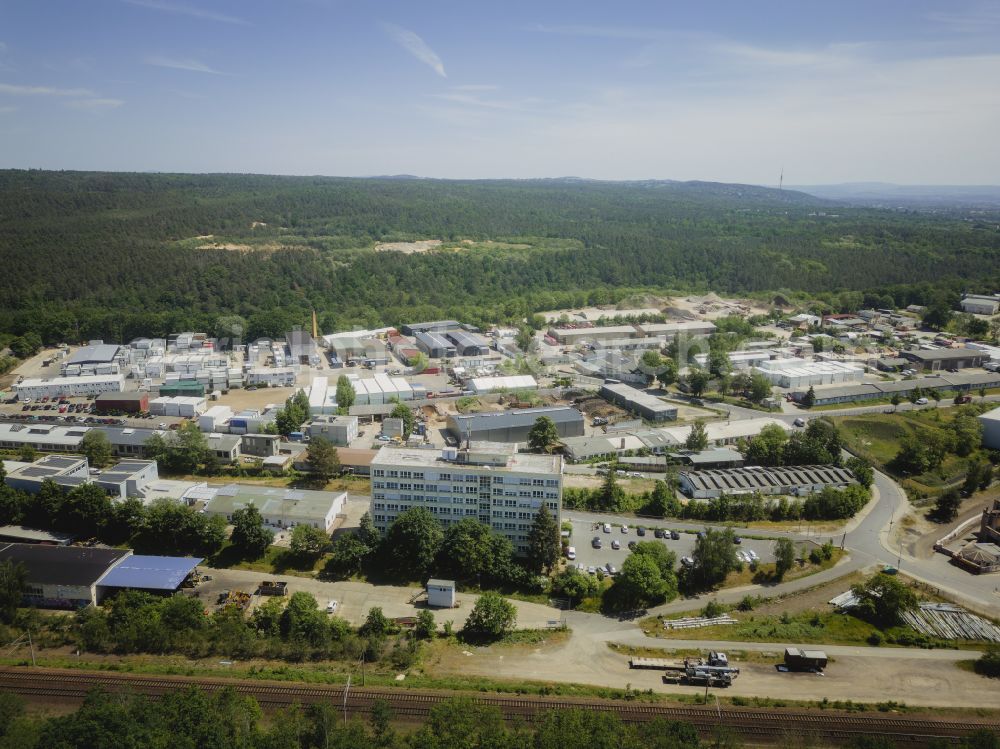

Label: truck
[631,652,740,687]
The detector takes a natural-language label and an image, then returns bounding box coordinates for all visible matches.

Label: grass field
[833,407,990,499]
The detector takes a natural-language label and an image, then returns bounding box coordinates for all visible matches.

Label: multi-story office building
[370,443,562,555]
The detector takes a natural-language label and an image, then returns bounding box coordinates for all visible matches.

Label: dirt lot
[427,627,998,708]
[214,387,297,412]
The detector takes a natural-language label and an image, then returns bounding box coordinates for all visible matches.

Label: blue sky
[1,0,998,183]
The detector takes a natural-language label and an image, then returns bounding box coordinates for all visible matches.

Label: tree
[922,300,953,330]
[656,358,678,387]
[145,422,210,473]
[685,421,709,451]
[614,553,670,608]
[0,559,26,624]
[950,413,982,457]
[690,527,739,589]
[596,467,626,511]
[846,456,874,489]
[305,436,340,483]
[17,444,37,463]
[527,416,559,452]
[933,489,962,523]
[325,533,371,577]
[802,386,816,408]
[414,609,436,640]
[647,477,681,517]
[974,647,1000,678]
[890,392,902,411]
[383,507,443,578]
[360,606,393,637]
[437,518,509,582]
[745,423,789,466]
[229,505,273,558]
[526,503,560,573]
[852,573,917,626]
[358,511,381,547]
[747,372,773,404]
[289,524,331,560]
[389,402,415,439]
[335,375,356,409]
[464,591,517,640]
[60,483,113,539]
[774,538,796,580]
[274,391,310,436]
[551,567,599,605]
[80,430,113,468]
[685,370,711,397]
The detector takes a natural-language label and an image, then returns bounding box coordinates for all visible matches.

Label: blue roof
[99,555,202,591]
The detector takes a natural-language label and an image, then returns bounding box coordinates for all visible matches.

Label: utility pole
[28,628,36,667]
[342,675,351,726]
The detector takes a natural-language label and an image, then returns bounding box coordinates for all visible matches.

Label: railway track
[1,666,997,745]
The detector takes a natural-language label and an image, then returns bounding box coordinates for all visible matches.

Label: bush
[702,600,725,618]
[974,647,1000,678]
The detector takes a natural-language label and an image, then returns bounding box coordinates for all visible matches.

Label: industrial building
[599,382,678,422]
[245,367,296,387]
[960,294,1000,316]
[0,543,202,609]
[468,375,538,394]
[287,329,319,365]
[792,371,1000,406]
[679,464,856,499]
[447,329,490,356]
[0,543,131,608]
[445,406,584,444]
[371,443,562,555]
[981,407,1000,451]
[401,320,463,336]
[415,331,457,358]
[14,374,125,401]
[199,405,234,432]
[94,392,150,414]
[635,321,718,337]
[201,484,346,533]
[694,350,773,370]
[61,343,130,377]
[548,325,641,344]
[753,359,864,388]
[901,348,988,372]
[149,395,207,417]
[304,415,359,445]
[0,422,88,452]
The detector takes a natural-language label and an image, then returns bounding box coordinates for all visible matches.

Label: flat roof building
[14,374,125,401]
[468,375,538,394]
[599,382,678,422]
[901,348,987,371]
[202,484,346,533]
[446,406,584,444]
[980,407,1000,451]
[371,443,562,555]
[548,325,641,344]
[960,294,1000,316]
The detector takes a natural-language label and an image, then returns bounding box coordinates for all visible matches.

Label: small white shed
[426,579,456,608]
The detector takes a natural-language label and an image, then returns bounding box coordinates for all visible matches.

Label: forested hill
[0,170,997,344]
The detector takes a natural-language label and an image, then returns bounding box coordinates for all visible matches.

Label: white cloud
[530,24,670,41]
[144,55,228,75]
[66,98,124,110]
[926,5,1000,33]
[123,0,248,25]
[0,82,95,96]
[383,23,446,77]
[432,92,537,112]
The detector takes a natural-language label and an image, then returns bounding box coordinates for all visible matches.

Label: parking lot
[566,518,776,576]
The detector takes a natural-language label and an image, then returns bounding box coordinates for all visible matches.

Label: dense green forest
[1,170,998,344]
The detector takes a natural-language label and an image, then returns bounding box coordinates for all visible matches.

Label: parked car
[326,600,339,614]
[915,397,928,405]
[566,546,576,560]
[611,539,621,550]
[621,524,629,534]
[587,566,597,575]
[603,523,611,533]
[793,417,806,427]
[605,563,617,575]
[636,526,646,537]
[681,556,694,567]
[653,528,665,539]
[592,537,602,549]
[733,536,743,544]
[670,530,681,540]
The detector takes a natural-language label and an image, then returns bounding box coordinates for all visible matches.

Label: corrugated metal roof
[99,555,202,591]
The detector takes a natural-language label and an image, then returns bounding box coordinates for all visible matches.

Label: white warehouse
[14,374,125,401]
[468,375,538,394]
[753,359,864,389]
